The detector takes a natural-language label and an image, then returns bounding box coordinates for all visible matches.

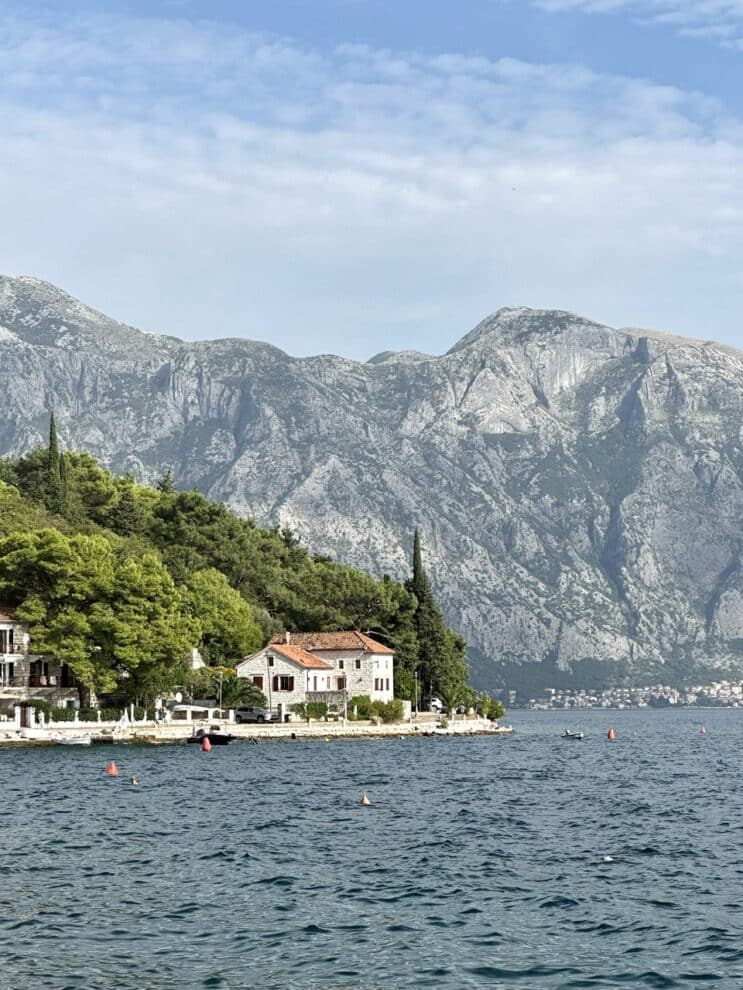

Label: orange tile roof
[267,644,334,670]
[270,631,395,655]
[0,606,17,623]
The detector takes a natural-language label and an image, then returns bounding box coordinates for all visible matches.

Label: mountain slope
[1,275,741,692]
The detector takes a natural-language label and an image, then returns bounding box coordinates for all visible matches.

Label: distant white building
[236,630,395,711]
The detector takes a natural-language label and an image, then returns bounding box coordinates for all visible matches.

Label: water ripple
[3,708,743,988]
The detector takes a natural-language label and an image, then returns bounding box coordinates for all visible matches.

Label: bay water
[2,708,742,989]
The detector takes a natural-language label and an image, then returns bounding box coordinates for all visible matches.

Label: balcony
[306,690,346,707]
[0,676,58,689]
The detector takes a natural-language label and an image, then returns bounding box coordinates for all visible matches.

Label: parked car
[235,706,275,723]
[430,698,443,713]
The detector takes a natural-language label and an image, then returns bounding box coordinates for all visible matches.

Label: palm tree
[438,683,464,718]
[219,673,266,709]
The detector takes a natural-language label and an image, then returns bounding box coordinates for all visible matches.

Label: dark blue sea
[2,708,742,990]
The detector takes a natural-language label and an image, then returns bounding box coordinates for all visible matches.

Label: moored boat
[562,730,584,740]
[187,726,235,746]
[57,734,93,745]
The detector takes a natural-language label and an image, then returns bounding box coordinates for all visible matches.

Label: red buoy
[106,760,119,776]
[201,736,212,753]
[607,728,616,741]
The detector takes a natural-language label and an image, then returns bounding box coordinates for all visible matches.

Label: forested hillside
[0,420,478,711]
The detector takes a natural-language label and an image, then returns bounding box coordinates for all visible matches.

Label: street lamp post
[414,670,419,718]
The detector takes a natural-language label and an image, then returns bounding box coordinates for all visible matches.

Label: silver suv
[235,706,275,723]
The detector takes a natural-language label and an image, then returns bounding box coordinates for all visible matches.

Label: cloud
[534,0,743,49]
[0,9,742,355]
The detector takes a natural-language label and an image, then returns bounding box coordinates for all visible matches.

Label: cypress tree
[46,413,64,513]
[48,413,59,466]
[407,529,468,703]
[58,453,70,513]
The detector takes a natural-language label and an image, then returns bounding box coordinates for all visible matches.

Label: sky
[1,1,743,358]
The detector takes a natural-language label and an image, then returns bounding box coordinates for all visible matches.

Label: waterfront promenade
[0,711,512,745]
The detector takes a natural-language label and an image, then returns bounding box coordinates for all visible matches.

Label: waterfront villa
[236,631,395,711]
[0,607,79,709]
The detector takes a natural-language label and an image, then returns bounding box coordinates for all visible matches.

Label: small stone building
[0,607,79,709]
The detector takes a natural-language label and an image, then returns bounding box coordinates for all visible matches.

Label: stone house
[0,607,79,709]
[236,641,336,711]
[236,631,394,711]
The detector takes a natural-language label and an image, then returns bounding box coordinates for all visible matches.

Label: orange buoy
[106,760,119,776]
[607,728,616,741]
[201,736,212,753]
[360,793,371,807]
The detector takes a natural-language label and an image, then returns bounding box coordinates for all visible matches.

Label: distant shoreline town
[519,681,743,710]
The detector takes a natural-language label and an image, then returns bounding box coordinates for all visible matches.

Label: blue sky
[1,1,742,357]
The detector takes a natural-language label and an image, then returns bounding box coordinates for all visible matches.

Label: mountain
[1,274,742,693]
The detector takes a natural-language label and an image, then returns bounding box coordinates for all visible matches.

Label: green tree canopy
[184,568,263,664]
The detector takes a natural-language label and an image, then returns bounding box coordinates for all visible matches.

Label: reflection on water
[2,708,743,989]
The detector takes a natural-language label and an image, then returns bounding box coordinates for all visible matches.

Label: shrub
[22,699,53,716]
[476,693,506,721]
[49,707,76,722]
[368,699,404,723]
[369,700,384,720]
[99,707,121,722]
[381,699,404,723]
[350,695,371,719]
[290,701,328,721]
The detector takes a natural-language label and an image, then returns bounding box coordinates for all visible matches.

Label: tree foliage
[0,427,479,709]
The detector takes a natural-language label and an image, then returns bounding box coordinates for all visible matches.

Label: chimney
[285,631,291,645]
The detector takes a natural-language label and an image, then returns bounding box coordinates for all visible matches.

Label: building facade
[237,631,395,711]
[0,608,79,709]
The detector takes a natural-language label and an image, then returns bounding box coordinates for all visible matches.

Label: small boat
[562,730,584,740]
[57,734,92,746]
[187,726,234,746]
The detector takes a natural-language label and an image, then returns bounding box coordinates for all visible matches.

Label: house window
[337,677,346,691]
[386,678,390,691]
[253,675,264,689]
[355,658,362,670]
[267,656,275,667]
[272,675,294,692]
[338,660,344,670]
[374,678,381,691]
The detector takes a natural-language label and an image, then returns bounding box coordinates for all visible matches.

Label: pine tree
[110,487,143,535]
[157,469,175,494]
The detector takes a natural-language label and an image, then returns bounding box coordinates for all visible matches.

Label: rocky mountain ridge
[1,274,741,693]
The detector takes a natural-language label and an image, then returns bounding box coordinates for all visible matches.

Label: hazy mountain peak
[366,349,433,366]
[0,274,175,358]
